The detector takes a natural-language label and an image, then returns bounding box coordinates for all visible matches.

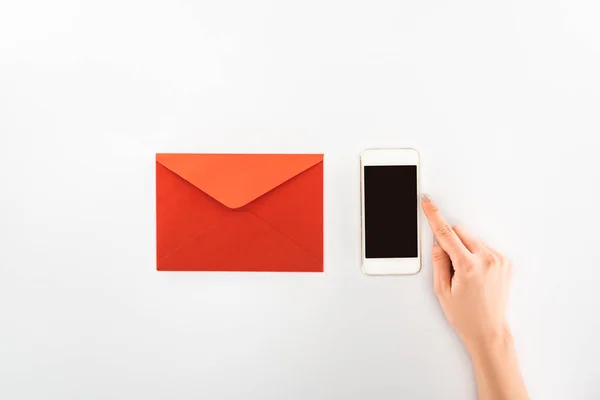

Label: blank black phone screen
[364,165,418,258]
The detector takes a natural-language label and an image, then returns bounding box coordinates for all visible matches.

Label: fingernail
[433,234,438,245]
[421,194,432,203]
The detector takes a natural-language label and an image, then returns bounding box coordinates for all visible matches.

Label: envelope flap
[156,153,323,209]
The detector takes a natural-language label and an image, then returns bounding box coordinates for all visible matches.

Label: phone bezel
[360,148,422,275]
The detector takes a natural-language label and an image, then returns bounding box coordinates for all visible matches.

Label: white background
[1,0,599,399]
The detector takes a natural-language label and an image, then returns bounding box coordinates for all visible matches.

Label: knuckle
[436,224,454,237]
[456,253,471,264]
[433,252,447,262]
[483,252,497,266]
[458,256,475,273]
[432,246,447,262]
[462,262,474,274]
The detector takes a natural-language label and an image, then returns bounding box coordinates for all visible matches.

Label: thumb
[432,243,452,297]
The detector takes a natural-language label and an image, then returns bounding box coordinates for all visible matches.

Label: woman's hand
[421,194,529,400]
[421,194,513,351]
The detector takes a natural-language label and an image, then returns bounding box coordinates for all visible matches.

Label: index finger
[421,195,470,261]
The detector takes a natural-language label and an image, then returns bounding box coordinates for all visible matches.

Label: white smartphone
[360,148,421,275]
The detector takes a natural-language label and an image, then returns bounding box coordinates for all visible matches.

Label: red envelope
[156,154,323,272]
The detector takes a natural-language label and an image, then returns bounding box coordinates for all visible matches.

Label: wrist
[463,324,514,360]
